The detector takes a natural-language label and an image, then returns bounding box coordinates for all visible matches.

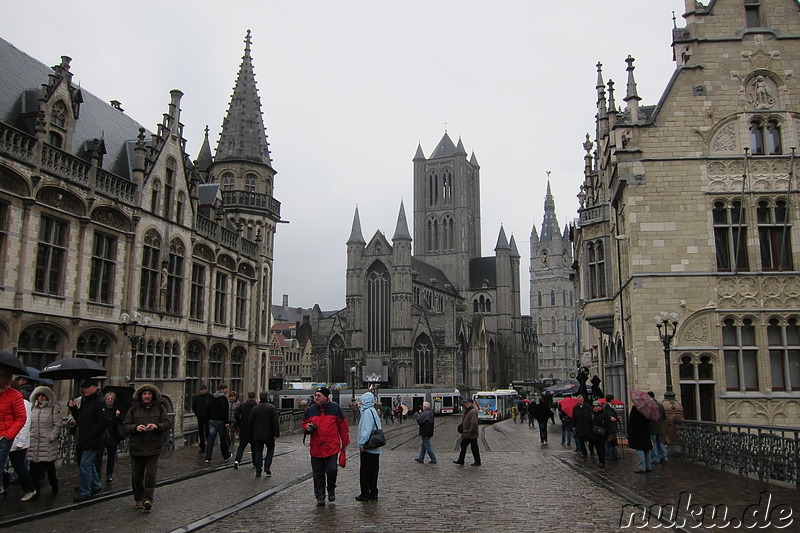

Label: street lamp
[350,365,358,402]
[654,311,680,402]
[120,311,151,387]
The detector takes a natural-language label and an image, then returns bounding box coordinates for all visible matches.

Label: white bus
[473,389,519,422]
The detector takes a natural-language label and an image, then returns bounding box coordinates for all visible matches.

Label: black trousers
[30,460,58,492]
[456,438,481,464]
[130,454,160,502]
[592,434,607,464]
[197,417,209,449]
[310,454,338,500]
[359,451,380,498]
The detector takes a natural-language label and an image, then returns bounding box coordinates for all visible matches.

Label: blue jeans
[637,449,652,471]
[418,436,436,462]
[205,420,230,461]
[78,449,102,496]
[561,423,572,445]
[0,437,11,476]
[528,414,534,427]
[650,434,668,462]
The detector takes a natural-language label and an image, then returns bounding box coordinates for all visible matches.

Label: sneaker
[223,454,232,462]
[233,461,239,469]
[106,477,113,482]
[143,500,152,511]
[20,490,37,502]
[265,469,272,476]
[204,459,211,463]
[414,458,424,463]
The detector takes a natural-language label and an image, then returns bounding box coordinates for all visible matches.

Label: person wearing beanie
[355,391,382,501]
[302,386,350,506]
[590,400,611,468]
[69,379,106,502]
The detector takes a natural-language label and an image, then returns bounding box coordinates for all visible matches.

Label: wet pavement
[1,415,798,532]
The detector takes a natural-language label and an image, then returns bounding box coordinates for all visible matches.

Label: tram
[272,387,461,415]
[473,389,519,422]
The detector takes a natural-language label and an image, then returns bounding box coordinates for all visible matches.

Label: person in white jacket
[9,392,36,501]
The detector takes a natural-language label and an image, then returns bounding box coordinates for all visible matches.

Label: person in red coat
[0,368,27,506]
[302,387,349,506]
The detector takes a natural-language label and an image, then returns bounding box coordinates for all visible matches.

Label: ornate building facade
[311,133,537,396]
[530,180,577,382]
[0,32,280,437]
[573,0,800,425]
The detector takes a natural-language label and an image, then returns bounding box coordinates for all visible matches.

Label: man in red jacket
[302,387,349,506]
[0,368,27,503]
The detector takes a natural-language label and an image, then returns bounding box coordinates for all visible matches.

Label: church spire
[494,225,510,251]
[347,206,366,245]
[540,172,561,242]
[194,125,213,172]
[392,200,412,241]
[215,30,272,165]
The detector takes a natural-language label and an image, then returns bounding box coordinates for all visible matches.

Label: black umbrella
[40,358,108,380]
[0,349,26,375]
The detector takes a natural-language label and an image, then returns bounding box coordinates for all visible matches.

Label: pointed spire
[540,172,561,242]
[607,79,617,113]
[413,142,426,161]
[393,201,412,241]
[596,62,607,117]
[624,55,641,102]
[455,137,467,155]
[430,132,457,159]
[195,125,213,172]
[494,225,510,251]
[215,30,272,165]
[347,206,366,245]
[469,151,480,168]
[509,235,520,258]
[530,223,539,242]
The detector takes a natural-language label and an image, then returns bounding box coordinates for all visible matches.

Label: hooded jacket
[27,386,61,463]
[207,390,229,422]
[302,395,350,458]
[357,392,383,454]
[123,384,171,456]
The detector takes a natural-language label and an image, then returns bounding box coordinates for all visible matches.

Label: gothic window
[550,290,555,306]
[235,279,248,329]
[537,292,542,307]
[587,240,606,299]
[768,317,800,391]
[442,215,454,251]
[367,261,391,353]
[485,298,491,313]
[48,132,63,149]
[713,200,749,272]
[222,172,234,191]
[164,157,175,218]
[150,180,161,214]
[329,336,345,382]
[50,100,67,128]
[442,169,452,203]
[190,263,206,320]
[245,173,257,193]
[166,239,184,314]
[414,334,434,384]
[0,203,7,281]
[570,291,574,307]
[562,290,566,306]
[757,199,793,271]
[184,342,202,411]
[479,295,486,312]
[18,326,60,371]
[426,217,439,252]
[176,191,185,225]
[551,316,556,332]
[538,317,542,331]
[139,230,161,309]
[723,318,759,391]
[35,216,67,295]
[428,172,438,206]
[231,347,245,394]
[679,355,716,421]
[265,178,273,197]
[750,118,781,155]
[88,232,116,303]
[744,0,761,28]
[473,299,479,313]
[65,334,97,376]
[214,272,228,324]
[208,344,225,392]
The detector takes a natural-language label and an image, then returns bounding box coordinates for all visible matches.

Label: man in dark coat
[233,391,258,469]
[205,384,232,463]
[453,398,480,466]
[250,391,280,478]
[629,405,653,473]
[191,385,211,453]
[570,394,593,458]
[533,396,552,445]
[69,379,107,502]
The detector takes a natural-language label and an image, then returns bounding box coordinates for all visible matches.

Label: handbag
[457,423,463,434]
[364,410,386,449]
[116,422,127,442]
[592,425,606,436]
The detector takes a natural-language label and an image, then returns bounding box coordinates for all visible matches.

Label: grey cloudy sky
[1,0,684,312]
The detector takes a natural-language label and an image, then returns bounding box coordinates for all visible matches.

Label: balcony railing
[677,420,799,487]
[195,213,258,260]
[579,204,608,225]
[221,190,281,219]
[96,168,136,203]
[0,122,36,163]
[41,143,90,186]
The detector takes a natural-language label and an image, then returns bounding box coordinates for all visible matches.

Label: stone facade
[573,0,800,426]
[0,32,280,437]
[311,133,537,396]
[530,181,577,382]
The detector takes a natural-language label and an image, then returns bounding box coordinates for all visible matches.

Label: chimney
[282,294,289,307]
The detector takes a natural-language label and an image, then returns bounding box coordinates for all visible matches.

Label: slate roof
[469,257,497,289]
[410,257,460,296]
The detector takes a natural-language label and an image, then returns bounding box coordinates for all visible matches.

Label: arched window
[473,299,479,313]
[550,290,555,306]
[139,229,161,309]
[245,173,257,193]
[50,100,67,128]
[35,216,68,295]
[166,239,185,314]
[231,347,245,394]
[367,262,391,353]
[768,317,800,391]
[679,355,716,421]
[750,118,782,155]
[76,331,111,369]
[208,344,226,392]
[757,199,793,271]
[222,172,235,191]
[587,240,607,298]
[713,200,749,272]
[551,316,556,332]
[442,169,452,203]
[150,180,161,214]
[176,191,185,225]
[329,335,345,383]
[18,326,60,371]
[479,295,486,312]
[442,215,454,251]
[184,342,203,411]
[48,132,63,149]
[485,298,491,313]
[414,334,434,384]
[164,157,176,218]
[428,172,438,205]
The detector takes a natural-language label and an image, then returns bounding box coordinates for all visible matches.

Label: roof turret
[429,132,457,159]
[194,125,213,172]
[347,206,366,245]
[495,225,510,251]
[392,200,412,241]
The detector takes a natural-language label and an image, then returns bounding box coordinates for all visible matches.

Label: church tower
[530,177,576,381]
[412,132,481,291]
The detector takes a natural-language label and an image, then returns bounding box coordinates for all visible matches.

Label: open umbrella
[556,397,579,418]
[0,349,26,375]
[40,357,108,380]
[597,397,624,407]
[544,379,580,398]
[630,389,660,421]
[17,366,54,385]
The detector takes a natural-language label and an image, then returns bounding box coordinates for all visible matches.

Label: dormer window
[48,131,63,149]
[50,100,67,128]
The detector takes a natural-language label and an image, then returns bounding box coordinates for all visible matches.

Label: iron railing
[676,419,800,487]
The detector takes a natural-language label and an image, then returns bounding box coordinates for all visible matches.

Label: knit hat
[592,400,602,407]
[316,386,331,398]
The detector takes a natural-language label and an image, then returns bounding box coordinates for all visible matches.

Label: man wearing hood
[69,379,106,502]
[355,391,382,501]
[302,386,349,506]
[123,383,171,511]
[249,391,280,478]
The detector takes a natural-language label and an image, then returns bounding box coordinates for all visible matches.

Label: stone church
[530,180,577,382]
[310,133,537,395]
[573,0,800,425]
[0,32,280,438]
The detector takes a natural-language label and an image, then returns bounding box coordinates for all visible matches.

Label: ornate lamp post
[120,311,151,387]
[654,311,683,445]
[350,366,358,403]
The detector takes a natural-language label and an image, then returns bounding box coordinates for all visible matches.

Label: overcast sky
[2,0,684,313]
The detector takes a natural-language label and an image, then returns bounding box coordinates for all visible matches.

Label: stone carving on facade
[682,315,709,344]
[37,186,85,216]
[718,276,800,309]
[706,158,789,193]
[192,243,214,262]
[710,122,737,153]
[218,254,236,271]
[726,398,800,425]
[746,74,777,109]
[91,206,132,232]
[717,277,759,309]
[0,169,30,196]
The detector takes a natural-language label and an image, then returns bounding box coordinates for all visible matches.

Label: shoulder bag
[364,409,386,449]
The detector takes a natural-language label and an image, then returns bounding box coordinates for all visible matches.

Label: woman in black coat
[628,406,653,473]
[589,401,612,468]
